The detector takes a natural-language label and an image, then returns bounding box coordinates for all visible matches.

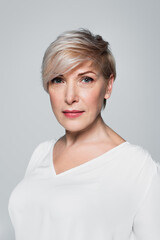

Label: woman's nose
[64,82,79,105]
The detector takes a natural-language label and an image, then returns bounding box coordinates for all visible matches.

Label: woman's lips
[63,111,85,118]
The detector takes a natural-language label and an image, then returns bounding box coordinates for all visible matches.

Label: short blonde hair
[41,28,116,109]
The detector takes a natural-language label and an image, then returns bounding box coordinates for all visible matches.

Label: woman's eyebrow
[78,71,97,76]
[57,71,98,79]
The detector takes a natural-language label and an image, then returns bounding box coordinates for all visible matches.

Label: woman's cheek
[50,93,61,108]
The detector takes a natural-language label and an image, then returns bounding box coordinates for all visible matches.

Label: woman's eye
[50,77,63,84]
[81,77,94,83]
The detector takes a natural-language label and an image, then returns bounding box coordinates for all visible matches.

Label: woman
[8,29,160,240]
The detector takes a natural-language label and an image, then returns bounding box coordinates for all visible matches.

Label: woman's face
[48,60,113,132]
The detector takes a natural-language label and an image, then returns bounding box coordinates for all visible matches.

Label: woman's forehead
[62,60,101,77]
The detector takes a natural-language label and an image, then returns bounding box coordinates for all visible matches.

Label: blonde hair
[41,28,116,109]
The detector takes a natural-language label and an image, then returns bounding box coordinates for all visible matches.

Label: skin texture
[48,60,125,174]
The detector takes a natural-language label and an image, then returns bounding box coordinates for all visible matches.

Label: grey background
[0,0,160,239]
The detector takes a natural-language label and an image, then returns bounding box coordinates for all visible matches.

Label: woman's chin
[60,122,90,133]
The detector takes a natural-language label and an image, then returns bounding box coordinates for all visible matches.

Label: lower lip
[63,112,84,118]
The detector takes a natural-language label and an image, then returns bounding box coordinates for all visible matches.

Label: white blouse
[8,139,160,240]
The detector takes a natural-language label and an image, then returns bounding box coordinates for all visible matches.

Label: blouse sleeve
[132,160,160,239]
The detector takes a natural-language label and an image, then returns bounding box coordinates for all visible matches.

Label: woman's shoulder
[124,141,159,177]
[32,138,55,152]
[124,141,153,159]
[28,138,55,159]
[24,138,56,177]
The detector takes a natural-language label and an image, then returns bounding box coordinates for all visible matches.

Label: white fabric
[8,139,160,240]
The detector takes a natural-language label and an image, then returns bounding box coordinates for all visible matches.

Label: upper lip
[63,110,84,113]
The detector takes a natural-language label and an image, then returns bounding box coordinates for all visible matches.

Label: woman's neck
[63,114,110,148]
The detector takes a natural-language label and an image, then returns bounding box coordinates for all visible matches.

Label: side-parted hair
[41,28,116,109]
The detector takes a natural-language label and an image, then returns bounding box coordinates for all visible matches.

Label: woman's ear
[104,74,114,100]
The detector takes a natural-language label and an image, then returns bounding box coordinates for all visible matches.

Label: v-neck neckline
[49,139,129,177]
